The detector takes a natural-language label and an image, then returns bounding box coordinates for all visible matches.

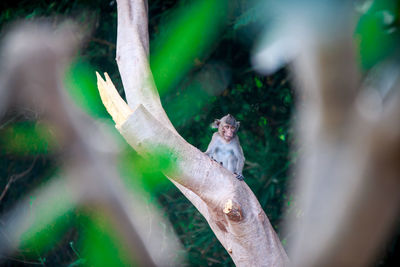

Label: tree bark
[96,0,289,265]
[283,7,400,267]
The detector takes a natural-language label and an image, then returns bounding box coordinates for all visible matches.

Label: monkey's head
[212,114,240,142]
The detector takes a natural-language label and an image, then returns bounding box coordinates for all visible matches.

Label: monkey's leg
[227,156,244,180]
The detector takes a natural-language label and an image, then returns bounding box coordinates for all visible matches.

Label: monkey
[205,114,245,180]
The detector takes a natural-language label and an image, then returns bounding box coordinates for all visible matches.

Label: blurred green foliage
[65,60,109,118]
[19,185,76,258]
[355,0,400,70]
[0,121,56,155]
[80,212,132,266]
[151,0,228,95]
[1,0,399,266]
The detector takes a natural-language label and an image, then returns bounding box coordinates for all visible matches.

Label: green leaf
[80,212,133,266]
[65,60,108,118]
[0,121,56,155]
[19,179,77,255]
[355,0,400,69]
[255,77,263,88]
[151,0,228,95]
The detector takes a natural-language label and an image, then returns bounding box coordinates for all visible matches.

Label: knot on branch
[223,199,243,222]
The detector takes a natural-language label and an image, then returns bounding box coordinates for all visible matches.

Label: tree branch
[96,0,290,265]
[0,157,37,203]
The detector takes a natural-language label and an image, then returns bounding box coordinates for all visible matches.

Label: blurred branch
[0,21,182,266]
[252,1,400,265]
[259,2,400,267]
[0,255,43,265]
[0,157,37,203]
[90,37,116,49]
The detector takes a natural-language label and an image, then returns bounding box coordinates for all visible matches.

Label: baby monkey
[205,114,245,180]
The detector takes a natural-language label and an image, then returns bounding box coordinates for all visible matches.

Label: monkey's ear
[236,121,240,131]
[211,119,220,128]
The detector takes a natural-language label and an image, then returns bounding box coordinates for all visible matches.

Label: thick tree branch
[96,0,290,265]
[116,0,174,133]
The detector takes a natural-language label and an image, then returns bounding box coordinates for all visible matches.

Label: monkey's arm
[205,133,218,157]
[235,140,245,180]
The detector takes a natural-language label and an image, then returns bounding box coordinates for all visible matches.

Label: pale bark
[0,22,182,267]
[96,0,289,265]
[284,10,400,267]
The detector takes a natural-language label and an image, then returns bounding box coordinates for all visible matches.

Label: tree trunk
[96,0,289,266]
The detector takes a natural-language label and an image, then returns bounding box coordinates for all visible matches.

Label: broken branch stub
[96,72,132,126]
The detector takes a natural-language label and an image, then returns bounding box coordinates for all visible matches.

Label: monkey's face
[220,123,236,141]
[214,114,240,142]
